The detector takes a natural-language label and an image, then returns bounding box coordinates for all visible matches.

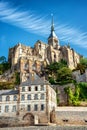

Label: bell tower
[48,15,60,49]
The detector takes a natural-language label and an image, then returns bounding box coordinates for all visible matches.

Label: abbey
[8,18,81,74]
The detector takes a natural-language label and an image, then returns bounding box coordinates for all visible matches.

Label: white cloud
[0,1,87,48]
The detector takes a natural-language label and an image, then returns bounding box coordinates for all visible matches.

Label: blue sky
[0,0,87,59]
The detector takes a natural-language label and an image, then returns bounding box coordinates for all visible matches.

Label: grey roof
[0,89,18,95]
[48,31,58,39]
[21,73,50,86]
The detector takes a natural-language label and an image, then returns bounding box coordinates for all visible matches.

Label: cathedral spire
[48,14,60,48]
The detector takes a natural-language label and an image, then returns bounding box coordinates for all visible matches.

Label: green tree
[0,56,10,74]
[74,58,87,74]
[0,56,6,63]
[57,67,72,84]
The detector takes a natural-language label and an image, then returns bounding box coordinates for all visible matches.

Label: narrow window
[34,94,38,100]
[41,94,44,99]
[27,94,31,100]
[35,86,38,91]
[21,95,25,101]
[6,96,10,101]
[41,104,44,111]
[5,105,9,112]
[41,85,44,91]
[12,105,16,112]
[28,86,31,91]
[0,96,2,102]
[14,95,17,101]
[22,87,25,92]
[0,106,1,112]
[27,105,31,111]
[34,104,38,111]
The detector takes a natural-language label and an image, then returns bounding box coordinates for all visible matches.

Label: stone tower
[48,15,60,49]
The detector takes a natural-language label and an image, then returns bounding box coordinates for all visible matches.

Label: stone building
[8,17,81,73]
[0,73,57,123]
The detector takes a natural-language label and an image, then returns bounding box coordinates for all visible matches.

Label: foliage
[0,56,10,75]
[57,67,72,84]
[49,77,56,85]
[14,72,20,85]
[78,82,87,100]
[74,58,87,74]
[80,58,87,67]
[64,82,87,106]
[45,60,71,85]
[0,56,6,63]
[0,82,14,90]
[64,86,80,106]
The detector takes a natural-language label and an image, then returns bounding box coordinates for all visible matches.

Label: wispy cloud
[0,1,87,48]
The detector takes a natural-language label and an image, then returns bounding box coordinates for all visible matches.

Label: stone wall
[72,69,87,82]
[56,107,87,125]
[1,126,87,130]
[53,84,75,105]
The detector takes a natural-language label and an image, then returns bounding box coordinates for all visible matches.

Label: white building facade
[0,73,57,123]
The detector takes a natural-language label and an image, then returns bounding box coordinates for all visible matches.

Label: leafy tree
[0,56,10,74]
[75,63,86,74]
[57,67,72,84]
[74,58,87,74]
[80,58,87,67]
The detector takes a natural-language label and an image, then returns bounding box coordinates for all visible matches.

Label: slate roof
[48,31,58,39]
[0,89,18,95]
[21,73,50,86]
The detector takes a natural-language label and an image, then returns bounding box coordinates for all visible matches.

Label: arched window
[6,96,10,101]
[14,95,17,101]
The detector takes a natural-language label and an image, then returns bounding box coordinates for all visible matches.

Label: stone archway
[23,113,34,125]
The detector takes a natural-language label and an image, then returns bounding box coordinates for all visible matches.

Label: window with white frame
[41,104,44,111]
[34,104,38,111]
[12,105,16,112]
[21,95,25,101]
[27,105,31,111]
[13,95,17,101]
[27,94,31,100]
[6,96,10,101]
[0,96,2,102]
[0,106,1,112]
[34,94,38,100]
[41,93,44,99]
[5,105,9,112]
[22,87,25,92]
[41,85,44,91]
